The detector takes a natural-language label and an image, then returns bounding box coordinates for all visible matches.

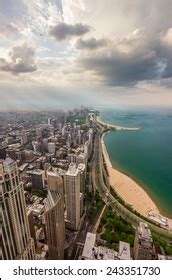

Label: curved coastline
[97,116,140,131]
[101,131,172,230]
[101,132,160,216]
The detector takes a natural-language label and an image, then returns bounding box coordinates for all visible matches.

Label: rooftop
[27,169,44,175]
[82,232,96,259]
[78,163,86,171]
[3,155,14,166]
[66,163,79,177]
[82,232,121,260]
[96,246,117,260]
[138,222,152,240]
[118,241,131,260]
[47,167,65,177]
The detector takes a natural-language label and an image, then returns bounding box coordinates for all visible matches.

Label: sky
[0,0,172,110]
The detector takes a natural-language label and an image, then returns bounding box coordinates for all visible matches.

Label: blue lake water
[101,107,172,218]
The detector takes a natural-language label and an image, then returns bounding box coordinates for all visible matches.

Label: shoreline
[101,133,172,230]
[97,116,140,131]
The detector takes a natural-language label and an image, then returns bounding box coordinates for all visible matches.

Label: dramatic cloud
[79,49,158,86]
[0,0,172,108]
[0,44,37,75]
[75,37,107,50]
[77,28,172,86]
[49,22,90,41]
[62,0,172,37]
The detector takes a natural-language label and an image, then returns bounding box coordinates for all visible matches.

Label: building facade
[44,171,65,259]
[64,163,81,230]
[0,156,36,260]
[27,169,45,190]
[133,222,154,260]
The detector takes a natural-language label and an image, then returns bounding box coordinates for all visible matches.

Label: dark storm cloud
[0,44,37,74]
[49,22,90,41]
[79,49,158,86]
[77,26,172,87]
[75,37,107,50]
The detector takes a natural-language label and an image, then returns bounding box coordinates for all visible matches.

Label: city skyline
[1,0,172,110]
[1,108,172,260]
[1,1,172,264]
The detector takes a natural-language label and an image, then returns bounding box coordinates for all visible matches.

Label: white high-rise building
[64,163,81,230]
[0,156,36,260]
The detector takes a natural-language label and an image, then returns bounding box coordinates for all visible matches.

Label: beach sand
[102,136,161,217]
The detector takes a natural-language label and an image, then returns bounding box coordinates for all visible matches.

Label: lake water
[101,107,172,218]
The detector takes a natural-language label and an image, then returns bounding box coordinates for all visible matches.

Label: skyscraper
[0,156,36,260]
[64,163,81,230]
[133,222,154,260]
[78,163,86,193]
[44,170,65,259]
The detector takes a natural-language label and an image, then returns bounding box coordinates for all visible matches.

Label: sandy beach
[102,135,161,217]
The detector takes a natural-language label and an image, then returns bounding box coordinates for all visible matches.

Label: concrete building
[66,134,72,149]
[0,146,6,160]
[23,150,34,162]
[76,153,87,166]
[27,211,37,248]
[81,232,96,260]
[118,241,131,260]
[133,222,154,260]
[80,192,84,217]
[27,169,45,190]
[0,156,36,260]
[68,153,76,164]
[81,232,131,260]
[20,133,27,145]
[84,140,91,160]
[64,163,81,230]
[46,168,64,196]
[44,172,65,259]
[48,142,56,155]
[5,148,16,161]
[81,232,117,260]
[78,163,86,193]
